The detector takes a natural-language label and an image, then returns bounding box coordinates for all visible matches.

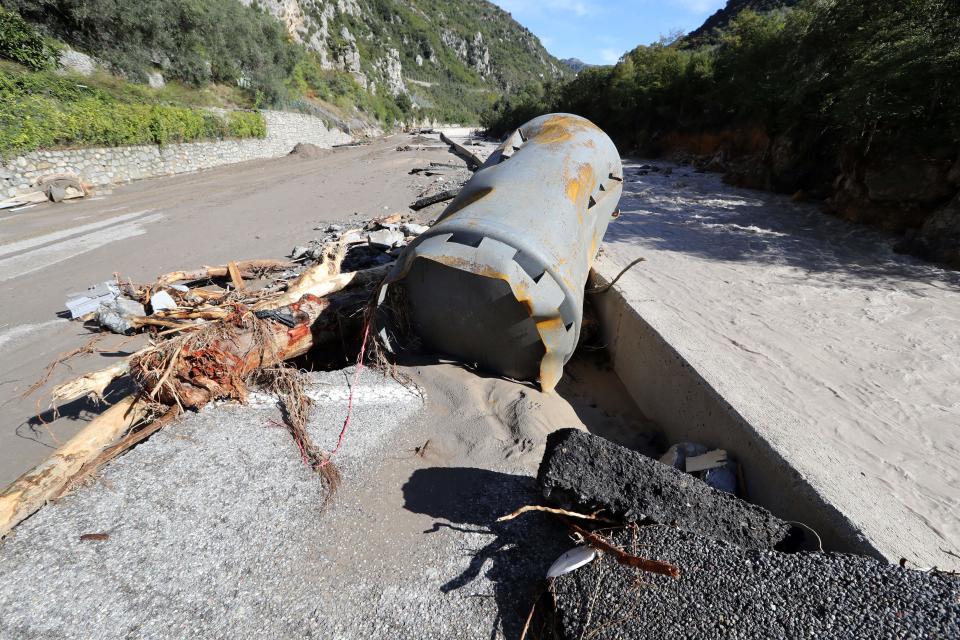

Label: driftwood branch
[0,396,154,537]
[156,259,291,286]
[256,263,391,311]
[51,351,145,404]
[53,405,181,500]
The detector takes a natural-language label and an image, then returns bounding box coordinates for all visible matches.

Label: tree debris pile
[523,430,959,638]
[1,216,428,538]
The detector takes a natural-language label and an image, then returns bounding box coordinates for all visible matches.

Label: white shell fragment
[547,546,598,578]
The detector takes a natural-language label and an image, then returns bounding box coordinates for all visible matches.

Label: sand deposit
[599,161,960,568]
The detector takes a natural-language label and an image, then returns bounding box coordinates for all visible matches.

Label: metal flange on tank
[377,114,623,391]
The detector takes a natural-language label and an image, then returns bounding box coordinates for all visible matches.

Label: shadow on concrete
[609,164,960,290]
[16,378,134,447]
[402,466,567,640]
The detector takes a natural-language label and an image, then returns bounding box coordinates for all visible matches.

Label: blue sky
[491,0,727,65]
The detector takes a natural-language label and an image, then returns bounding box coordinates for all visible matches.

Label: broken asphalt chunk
[538,429,799,550]
[551,525,960,639]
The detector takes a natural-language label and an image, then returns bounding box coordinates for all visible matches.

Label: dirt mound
[288,143,328,159]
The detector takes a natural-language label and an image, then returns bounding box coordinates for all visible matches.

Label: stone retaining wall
[1,110,353,198]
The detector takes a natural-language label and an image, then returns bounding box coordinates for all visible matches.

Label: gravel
[538,429,800,550]
[551,525,960,639]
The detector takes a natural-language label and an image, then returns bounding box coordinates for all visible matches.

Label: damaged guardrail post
[378,114,623,391]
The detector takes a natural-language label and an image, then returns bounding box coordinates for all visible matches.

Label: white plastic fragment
[685,449,728,473]
[150,290,177,312]
[547,546,598,578]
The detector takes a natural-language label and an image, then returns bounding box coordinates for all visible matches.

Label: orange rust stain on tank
[442,187,493,218]
[565,164,596,205]
[536,317,564,332]
[532,114,599,145]
[588,228,603,265]
[512,281,536,316]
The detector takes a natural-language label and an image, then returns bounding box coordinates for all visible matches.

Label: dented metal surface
[379,114,623,391]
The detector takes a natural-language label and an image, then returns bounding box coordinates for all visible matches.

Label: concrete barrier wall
[1,110,353,198]
[589,272,881,558]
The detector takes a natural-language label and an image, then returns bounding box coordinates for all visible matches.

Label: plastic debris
[149,290,177,312]
[65,282,120,319]
[685,449,728,473]
[97,298,146,335]
[547,546,597,578]
[661,442,738,494]
[659,442,708,470]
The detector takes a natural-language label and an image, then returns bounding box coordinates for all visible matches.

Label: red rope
[318,316,371,467]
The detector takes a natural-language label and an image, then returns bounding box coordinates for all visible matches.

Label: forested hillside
[1,0,567,126]
[484,0,960,266]
[683,0,800,46]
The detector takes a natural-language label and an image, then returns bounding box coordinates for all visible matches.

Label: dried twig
[497,505,615,523]
[21,335,105,399]
[586,257,646,294]
[564,519,681,579]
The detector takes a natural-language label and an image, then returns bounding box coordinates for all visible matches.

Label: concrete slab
[592,160,960,569]
[0,366,578,639]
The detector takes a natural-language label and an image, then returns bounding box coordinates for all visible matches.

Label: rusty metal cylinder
[379,113,623,391]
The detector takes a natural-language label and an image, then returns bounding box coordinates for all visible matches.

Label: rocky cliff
[241,0,568,119]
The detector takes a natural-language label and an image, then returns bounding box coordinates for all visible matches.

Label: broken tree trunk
[0,396,153,538]
[135,289,369,409]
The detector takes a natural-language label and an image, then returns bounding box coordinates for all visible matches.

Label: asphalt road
[0,135,460,487]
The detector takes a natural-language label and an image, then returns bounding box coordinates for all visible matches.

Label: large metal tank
[378,114,623,391]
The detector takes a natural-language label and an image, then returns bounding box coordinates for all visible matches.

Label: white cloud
[599,48,622,64]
